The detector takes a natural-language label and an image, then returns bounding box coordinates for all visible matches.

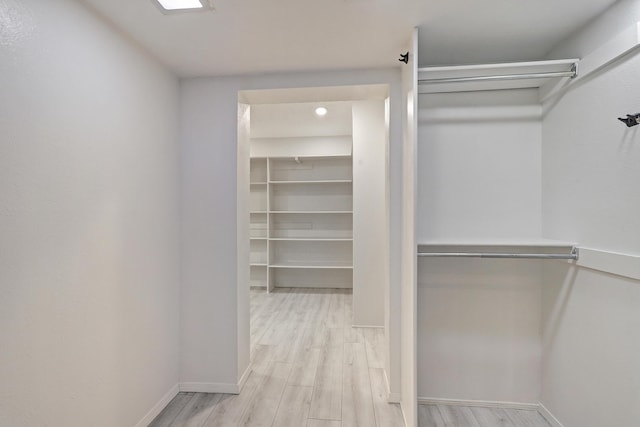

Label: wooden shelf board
[269,210,352,214]
[270,263,353,270]
[269,180,352,185]
[269,238,353,242]
[268,154,352,160]
[418,238,577,248]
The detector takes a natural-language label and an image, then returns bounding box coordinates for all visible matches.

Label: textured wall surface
[541,2,640,425]
[0,0,180,425]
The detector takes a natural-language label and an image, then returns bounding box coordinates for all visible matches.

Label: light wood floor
[150,288,405,427]
[418,404,552,427]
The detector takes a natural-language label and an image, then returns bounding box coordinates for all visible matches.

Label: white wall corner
[179,382,239,394]
[134,384,180,427]
[538,402,565,427]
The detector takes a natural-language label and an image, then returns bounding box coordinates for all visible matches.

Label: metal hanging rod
[417,247,579,260]
[419,66,577,85]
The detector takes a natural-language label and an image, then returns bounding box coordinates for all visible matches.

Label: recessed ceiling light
[152,0,213,12]
[315,107,328,117]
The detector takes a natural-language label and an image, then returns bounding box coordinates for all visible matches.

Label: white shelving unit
[249,155,353,291]
[249,158,269,288]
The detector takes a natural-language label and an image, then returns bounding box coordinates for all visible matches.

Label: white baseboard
[387,392,401,404]
[238,365,251,392]
[382,369,401,403]
[417,397,539,411]
[180,382,239,394]
[134,383,179,427]
[538,402,565,427]
[351,324,384,329]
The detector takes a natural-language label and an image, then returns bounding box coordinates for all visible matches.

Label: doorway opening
[236,85,396,424]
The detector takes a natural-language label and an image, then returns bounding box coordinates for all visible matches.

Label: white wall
[416,89,543,403]
[541,2,640,425]
[179,69,404,398]
[418,259,542,403]
[417,89,542,242]
[353,100,388,327]
[0,0,181,426]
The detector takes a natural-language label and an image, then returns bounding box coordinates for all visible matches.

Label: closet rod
[417,249,579,260]
[418,69,577,85]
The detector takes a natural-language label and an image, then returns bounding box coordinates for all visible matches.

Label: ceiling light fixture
[315,107,328,117]
[152,0,213,13]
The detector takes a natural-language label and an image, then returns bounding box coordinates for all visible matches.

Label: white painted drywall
[0,0,180,426]
[540,3,640,425]
[400,29,419,427]
[416,88,543,403]
[417,259,542,403]
[179,69,404,399]
[547,0,640,60]
[352,100,389,327]
[250,136,352,158]
[417,89,542,242]
[541,262,640,427]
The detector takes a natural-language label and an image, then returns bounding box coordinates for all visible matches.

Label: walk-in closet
[413,15,640,427]
[5,1,640,427]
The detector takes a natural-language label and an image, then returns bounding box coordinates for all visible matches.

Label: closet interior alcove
[415,60,578,410]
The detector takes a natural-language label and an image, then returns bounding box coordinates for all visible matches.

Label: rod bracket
[618,113,640,127]
[399,52,409,64]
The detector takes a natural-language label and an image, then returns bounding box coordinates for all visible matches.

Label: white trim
[542,21,640,101]
[575,247,640,281]
[351,324,385,329]
[179,382,239,394]
[134,383,179,427]
[384,369,401,404]
[417,397,539,411]
[387,392,401,404]
[576,21,640,81]
[538,402,565,427]
[238,365,251,392]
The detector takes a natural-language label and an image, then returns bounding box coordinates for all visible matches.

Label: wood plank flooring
[150,288,551,427]
[149,288,404,427]
[418,404,552,427]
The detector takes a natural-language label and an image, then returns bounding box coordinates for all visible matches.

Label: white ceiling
[81,0,617,77]
[250,101,353,138]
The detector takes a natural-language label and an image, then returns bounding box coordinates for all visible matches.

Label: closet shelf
[269,210,352,214]
[269,238,353,242]
[418,59,579,94]
[268,154,352,160]
[417,239,579,260]
[269,180,352,184]
[250,263,268,267]
[270,262,353,269]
